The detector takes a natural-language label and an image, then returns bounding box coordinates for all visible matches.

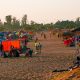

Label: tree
[21,14,27,26]
[12,17,20,27]
[5,15,12,24]
[76,17,80,23]
[54,20,76,29]
[12,17,20,30]
[75,17,80,27]
[12,17,16,25]
[0,19,4,31]
[30,20,35,25]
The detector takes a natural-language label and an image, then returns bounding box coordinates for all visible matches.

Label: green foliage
[54,20,76,29]
[21,14,27,27]
[0,15,80,31]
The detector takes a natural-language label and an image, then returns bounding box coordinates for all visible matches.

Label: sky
[0,0,80,23]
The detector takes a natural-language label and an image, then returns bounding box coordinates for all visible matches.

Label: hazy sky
[0,0,80,23]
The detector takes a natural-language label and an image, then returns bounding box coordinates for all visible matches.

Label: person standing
[35,41,39,54]
[29,48,33,57]
[44,33,46,39]
[38,43,42,54]
[0,42,3,52]
[35,42,42,54]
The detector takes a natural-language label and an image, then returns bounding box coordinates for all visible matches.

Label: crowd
[0,43,33,58]
[0,35,42,58]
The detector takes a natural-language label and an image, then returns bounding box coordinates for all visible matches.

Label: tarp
[62,32,73,36]
[64,39,73,46]
[71,27,80,32]
[0,38,5,42]
[2,40,20,52]
[0,32,4,36]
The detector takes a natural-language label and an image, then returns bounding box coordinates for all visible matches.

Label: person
[73,56,80,68]
[53,56,80,73]
[74,35,80,56]
[24,39,27,45]
[35,42,39,54]
[9,46,14,57]
[44,34,46,39]
[67,56,80,71]
[41,32,44,37]
[0,42,4,57]
[35,42,42,54]
[58,34,59,38]
[21,45,27,54]
[9,46,20,57]
[35,41,38,49]
[3,52,8,58]
[25,48,30,57]
[37,43,42,54]
[29,48,33,57]
[13,48,20,57]
[0,42,3,52]
[35,37,38,42]
[0,51,3,57]
[49,31,52,39]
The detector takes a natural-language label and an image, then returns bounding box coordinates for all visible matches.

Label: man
[35,42,42,54]
[38,43,42,54]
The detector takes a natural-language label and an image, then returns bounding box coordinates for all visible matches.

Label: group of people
[0,42,33,58]
[0,35,42,58]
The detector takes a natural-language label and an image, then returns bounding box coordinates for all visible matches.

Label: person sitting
[8,46,14,57]
[38,43,42,54]
[3,52,8,58]
[13,48,20,57]
[68,56,80,71]
[9,46,20,57]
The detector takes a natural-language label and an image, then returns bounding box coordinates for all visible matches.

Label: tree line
[0,14,80,31]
